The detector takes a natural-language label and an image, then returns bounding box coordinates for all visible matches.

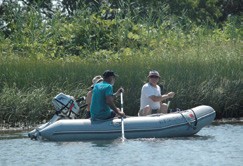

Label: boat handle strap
[191,109,198,127]
[179,109,197,130]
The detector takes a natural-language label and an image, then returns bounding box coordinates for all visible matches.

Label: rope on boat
[191,109,198,127]
[179,109,198,130]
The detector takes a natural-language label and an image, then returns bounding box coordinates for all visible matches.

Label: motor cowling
[52,93,80,119]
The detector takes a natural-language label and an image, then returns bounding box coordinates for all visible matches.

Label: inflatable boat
[28,93,216,142]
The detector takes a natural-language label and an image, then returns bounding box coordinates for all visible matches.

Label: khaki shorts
[138,108,159,116]
[138,109,144,116]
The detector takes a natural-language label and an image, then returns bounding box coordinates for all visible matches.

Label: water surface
[0,124,242,166]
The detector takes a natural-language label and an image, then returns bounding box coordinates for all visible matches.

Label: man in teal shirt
[90,70,125,120]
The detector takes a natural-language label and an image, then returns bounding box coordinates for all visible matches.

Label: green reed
[1,36,241,124]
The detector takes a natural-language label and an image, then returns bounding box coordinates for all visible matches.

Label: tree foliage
[0,0,241,59]
[1,0,242,28]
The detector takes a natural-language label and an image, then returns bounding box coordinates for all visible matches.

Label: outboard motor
[52,93,81,119]
[28,93,85,140]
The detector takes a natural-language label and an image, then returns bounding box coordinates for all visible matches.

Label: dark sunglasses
[149,76,159,78]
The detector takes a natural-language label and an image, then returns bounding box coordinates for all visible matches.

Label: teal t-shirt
[90,81,113,120]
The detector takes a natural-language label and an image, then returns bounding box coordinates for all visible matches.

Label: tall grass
[0,4,242,125]
[1,36,242,124]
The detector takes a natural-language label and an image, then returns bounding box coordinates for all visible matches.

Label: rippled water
[0,124,243,166]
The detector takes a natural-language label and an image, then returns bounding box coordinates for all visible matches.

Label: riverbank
[212,118,243,125]
[0,123,36,134]
[0,126,34,134]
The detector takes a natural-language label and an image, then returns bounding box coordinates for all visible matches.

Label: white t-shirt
[140,83,161,110]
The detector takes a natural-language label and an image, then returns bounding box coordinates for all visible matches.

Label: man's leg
[138,105,151,116]
[158,103,168,114]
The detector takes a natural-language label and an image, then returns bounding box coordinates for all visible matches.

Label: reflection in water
[89,138,127,147]
[91,140,116,147]
[172,135,215,141]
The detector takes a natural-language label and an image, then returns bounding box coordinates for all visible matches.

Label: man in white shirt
[138,70,175,116]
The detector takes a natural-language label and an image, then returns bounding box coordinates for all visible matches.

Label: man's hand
[115,108,126,117]
[114,87,124,97]
[167,92,175,98]
[119,111,126,118]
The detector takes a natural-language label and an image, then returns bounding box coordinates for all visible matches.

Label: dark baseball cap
[148,70,160,78]
[102,70,119,78]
